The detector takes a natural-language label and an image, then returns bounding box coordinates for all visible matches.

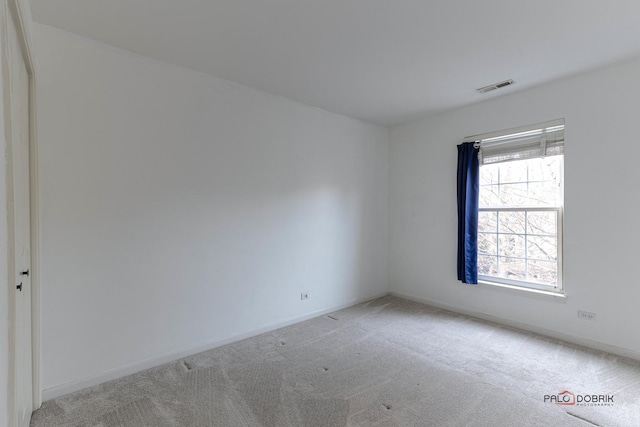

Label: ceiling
[29,0,640,126]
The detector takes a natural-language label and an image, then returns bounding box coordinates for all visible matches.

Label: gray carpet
[31,296,640,426]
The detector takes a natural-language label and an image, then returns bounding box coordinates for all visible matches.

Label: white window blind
[469,119,564,165]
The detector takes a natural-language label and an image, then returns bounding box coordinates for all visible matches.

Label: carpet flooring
[31,295,640,426]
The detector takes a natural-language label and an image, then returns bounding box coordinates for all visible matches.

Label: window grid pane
[479,157,562,209]
[479,208,558,286]
[477,156,561,288]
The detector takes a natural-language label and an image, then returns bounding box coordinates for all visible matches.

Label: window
[474,120,564,292]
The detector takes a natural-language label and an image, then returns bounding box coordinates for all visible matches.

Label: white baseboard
[42,291,388,401]
[389,291,640,363]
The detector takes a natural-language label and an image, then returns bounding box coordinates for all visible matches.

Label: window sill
[477,280,567,301]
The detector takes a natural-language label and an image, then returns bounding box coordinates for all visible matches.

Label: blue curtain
[457,142,479,284]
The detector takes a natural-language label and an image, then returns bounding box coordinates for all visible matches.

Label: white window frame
[477,206,563,292]
[467,119,564,294]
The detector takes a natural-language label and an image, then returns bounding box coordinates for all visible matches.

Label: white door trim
[6,0,40,413]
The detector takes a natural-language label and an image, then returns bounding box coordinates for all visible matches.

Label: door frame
[5,0,40,416]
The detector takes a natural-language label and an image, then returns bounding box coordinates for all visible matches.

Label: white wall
[34,24,389,397]
[390,57,640,357]
[0,2,9,423]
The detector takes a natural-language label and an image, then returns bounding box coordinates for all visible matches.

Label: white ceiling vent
[477,79,515,94]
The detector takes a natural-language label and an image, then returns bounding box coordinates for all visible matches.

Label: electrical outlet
[301,292,309,301]
[578,310,596,322]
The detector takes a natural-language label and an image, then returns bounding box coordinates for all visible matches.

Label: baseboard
[389,291,640,363]
[42,291,388,401]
